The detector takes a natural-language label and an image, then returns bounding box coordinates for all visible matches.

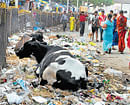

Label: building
[114,0,130,27]
[114,0,130,4]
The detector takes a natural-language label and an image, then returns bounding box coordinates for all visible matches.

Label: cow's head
[15,35,31,52]
[15,38,47,63]
[15,39,35,58]
[15,32,47,53]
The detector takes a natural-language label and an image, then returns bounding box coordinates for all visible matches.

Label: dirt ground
[47,26,130,75]
[99,45,130,74]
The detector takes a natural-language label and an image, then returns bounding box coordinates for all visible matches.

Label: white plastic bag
[104,68,123,78]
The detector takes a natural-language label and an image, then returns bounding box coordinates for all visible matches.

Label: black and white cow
[16,39,88,91]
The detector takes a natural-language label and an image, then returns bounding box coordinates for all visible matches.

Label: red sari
[117,15,127,52]
[127,31,130,49]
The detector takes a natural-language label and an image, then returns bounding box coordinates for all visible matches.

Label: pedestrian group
[60,10,129,54]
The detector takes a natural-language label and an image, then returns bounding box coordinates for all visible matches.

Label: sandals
[112,48,117,50]
[120,52,124,54]
[96,40,99,42]
[108,48,111,54]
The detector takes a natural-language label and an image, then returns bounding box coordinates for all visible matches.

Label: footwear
[112,48,116,50]
[105,51,108,54]
[96,40,99,42]
[120,52,124,54]
[108,48,111,54]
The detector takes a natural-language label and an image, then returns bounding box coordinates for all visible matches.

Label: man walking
[92,11,99,42]
[117,10,127,54]
[99,10,106,42]
[60,11,68,32]
[110,10,113,15]
[80,11,87,36]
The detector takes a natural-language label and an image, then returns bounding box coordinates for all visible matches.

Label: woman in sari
[112,13,118,50]
[127,29,130,49]
[70,14,75,32]
[102,14,114,54]
[117,10,127,54]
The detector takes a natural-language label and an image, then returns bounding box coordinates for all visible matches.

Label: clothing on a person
[99,15,106,41]
[63,20,67,32]
[92,27,98,33]
[117,15,127,52]
[92,15,99,34]
[117,15,127,32]
[118,30,126,52]
[99,15,106,26]
[70,16,75,31]
[100,27,104,41]
[103,20,114,52]
[80,22,85,36]
[112,19,118,46]
[80,15,86,22]
[60,14,68,32]
[60,14,68,22]
[80,14,87,36]
[79,14,88,36]
[92,15,99,27]
[127,30,130,49]
[75,17,80,32]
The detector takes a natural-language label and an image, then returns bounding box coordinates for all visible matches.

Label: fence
[0,8,8,68]
[0,8,62,68]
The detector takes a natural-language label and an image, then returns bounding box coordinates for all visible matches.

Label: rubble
[0,29,130,105]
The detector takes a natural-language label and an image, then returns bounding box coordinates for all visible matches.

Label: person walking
[112,13,118,50]
[92,11,99,42]
[80,11,87,36]
[117,10,127,54]
[102,14,114,54]
[60,11,68,32]
[127,29,130,49]
[69,14,75,32]
[75,15,80,32]
[99,10,106,42]
[110,10,113,15]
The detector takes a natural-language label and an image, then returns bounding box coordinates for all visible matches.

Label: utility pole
[77,0,79,12]
[67,0,69,13]
[121,3,123,10]
[49,0,51,5]
[15,0,18,8]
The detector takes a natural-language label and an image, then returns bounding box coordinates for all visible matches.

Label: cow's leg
[34,64,40,77]
[85,66,88,77]
[79,78,87,89]
[41,64,57,85]
[79,66,88,89]
[40,79,48,85]
[53,70,79,91]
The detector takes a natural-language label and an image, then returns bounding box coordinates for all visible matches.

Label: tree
[53,0,113,6]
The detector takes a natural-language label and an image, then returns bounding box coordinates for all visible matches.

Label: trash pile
[1,30,130,105]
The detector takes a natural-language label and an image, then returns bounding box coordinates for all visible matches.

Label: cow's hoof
[31,82,39,88]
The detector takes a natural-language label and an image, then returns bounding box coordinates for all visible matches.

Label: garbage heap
[0,31,130,105]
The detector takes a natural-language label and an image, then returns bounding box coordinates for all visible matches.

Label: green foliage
[53,0,113,6]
